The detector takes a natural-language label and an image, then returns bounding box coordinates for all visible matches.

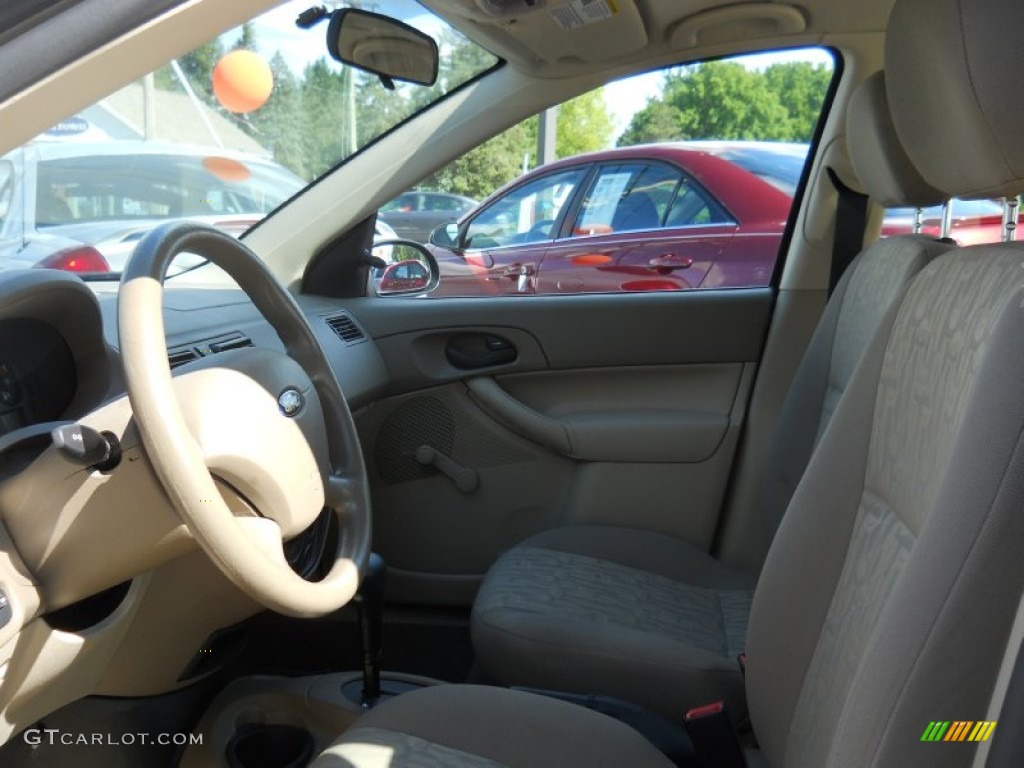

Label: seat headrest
[886,0,1024,198]
[846,72,945,207]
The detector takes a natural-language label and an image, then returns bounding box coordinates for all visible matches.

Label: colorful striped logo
[921,721,997,742]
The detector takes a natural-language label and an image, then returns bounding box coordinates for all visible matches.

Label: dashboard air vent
[207,333,253,353]
[166,332,253,368]
[325,312,366,344]
[167,347,200,369]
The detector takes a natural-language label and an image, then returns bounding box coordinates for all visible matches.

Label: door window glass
[426,195,466,212]
[381,193,417,212]
[665,180,732,226]
[574,163,678,235]
[421,48,835,297]
[0,161,13,227]
[463,168,586,249]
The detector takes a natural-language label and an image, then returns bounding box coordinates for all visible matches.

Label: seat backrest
[611,190,659,231]
[761,71,951,537]
[747,2,1024,764]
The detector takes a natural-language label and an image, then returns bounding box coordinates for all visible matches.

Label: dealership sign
[44,117,90,137]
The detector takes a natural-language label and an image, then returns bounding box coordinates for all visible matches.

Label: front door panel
[347,289,772,605]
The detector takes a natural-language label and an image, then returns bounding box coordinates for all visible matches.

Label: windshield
[0,0,498,279]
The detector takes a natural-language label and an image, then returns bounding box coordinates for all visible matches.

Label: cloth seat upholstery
[314,1,1024,764]
[473,525,755,716]
[469,71,950,718]
[313,685,675,768]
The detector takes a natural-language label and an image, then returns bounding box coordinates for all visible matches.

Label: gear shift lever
[354,553,386,706]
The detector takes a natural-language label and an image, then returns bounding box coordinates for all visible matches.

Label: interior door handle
[446,333,517,370]
[648,254,693,274]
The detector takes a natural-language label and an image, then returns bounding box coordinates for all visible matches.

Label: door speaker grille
[373,391,534,485]
[375,397,455,484]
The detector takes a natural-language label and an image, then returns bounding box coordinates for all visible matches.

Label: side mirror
[429,222,461,249]
[327,9,439,88]
[371,241,439,296]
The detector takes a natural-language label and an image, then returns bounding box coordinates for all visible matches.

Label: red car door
[433,167,590,296]
[535,161,737,294]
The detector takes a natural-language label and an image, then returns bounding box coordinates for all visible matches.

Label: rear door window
[573,163,677,234]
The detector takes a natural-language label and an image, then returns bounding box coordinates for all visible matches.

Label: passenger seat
[469,72,954,719]
[316,1,1024,759]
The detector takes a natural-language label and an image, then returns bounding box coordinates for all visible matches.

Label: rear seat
[468,71,955,719]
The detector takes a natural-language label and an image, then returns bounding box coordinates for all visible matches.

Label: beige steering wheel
[118,222,371,617]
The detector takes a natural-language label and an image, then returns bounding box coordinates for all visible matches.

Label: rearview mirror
[327,9,439,88]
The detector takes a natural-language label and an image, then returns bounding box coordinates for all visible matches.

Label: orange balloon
[212,50,273,113]
[202,155,252,182]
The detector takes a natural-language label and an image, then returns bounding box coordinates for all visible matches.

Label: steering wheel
[118,222,371,618]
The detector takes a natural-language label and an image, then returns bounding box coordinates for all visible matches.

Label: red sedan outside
[425,141,1019,296]
[425,142,802,296]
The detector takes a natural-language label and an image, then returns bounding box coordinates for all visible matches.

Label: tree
[666,61,793,140]
[552,88,615,158]
[423,122,533,200]
[153,37,223,102]
[410,28,498,111]
[146,28,610,199]
[422,87,614,199]
[763,62,832,141]
[247,52,310,178]
[297,59,349,177]
[354,70,418,147]
[232,22,257,51]
[618,59,833,147]
[617,99,683,146]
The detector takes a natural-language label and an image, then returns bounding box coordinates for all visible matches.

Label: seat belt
[826,167,870,297]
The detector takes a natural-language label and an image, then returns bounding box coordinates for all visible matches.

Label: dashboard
[0,317,76,438]
[0,267,390,744]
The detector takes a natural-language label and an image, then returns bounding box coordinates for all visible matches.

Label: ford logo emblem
[278,387,304,417]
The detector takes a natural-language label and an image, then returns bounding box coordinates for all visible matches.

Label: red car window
[575,163,678,234]
[464,168,587,249]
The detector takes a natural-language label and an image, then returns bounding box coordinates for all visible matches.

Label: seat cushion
[312,685,675,767]
[471,525,755,718]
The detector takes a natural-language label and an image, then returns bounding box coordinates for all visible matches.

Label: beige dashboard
[0,268,380,745]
